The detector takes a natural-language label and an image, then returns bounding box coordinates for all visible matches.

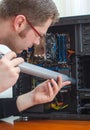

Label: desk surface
[0,120,90,130]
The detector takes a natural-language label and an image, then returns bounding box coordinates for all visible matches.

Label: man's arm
[0,76,70,118]
[0,51,24,92]
[16,77,70,112]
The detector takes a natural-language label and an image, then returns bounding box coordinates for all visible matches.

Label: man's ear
[13,15,27,33]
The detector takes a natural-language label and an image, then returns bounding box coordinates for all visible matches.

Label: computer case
[13,15,90,120]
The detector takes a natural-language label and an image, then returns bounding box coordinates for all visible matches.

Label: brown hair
[0,0,59,25]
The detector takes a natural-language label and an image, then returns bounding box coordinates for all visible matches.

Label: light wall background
[53,0,90,17]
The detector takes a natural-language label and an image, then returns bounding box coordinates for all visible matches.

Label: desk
[0,120,90,130]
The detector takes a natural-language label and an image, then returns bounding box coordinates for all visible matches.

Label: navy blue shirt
[0,97,19,118]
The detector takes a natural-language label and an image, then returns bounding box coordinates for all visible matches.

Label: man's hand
[0,51,24,92]
[16,76,71,112]
[32,76,71,104]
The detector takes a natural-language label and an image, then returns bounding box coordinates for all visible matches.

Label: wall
[53,0,90,17]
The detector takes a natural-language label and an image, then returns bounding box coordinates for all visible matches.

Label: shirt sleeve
[0,97,19,118]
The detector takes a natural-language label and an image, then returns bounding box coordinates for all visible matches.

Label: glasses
[26,19,43,38]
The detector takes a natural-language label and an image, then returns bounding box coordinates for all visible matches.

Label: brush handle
[0,44,76,84]
[20,62,76,84]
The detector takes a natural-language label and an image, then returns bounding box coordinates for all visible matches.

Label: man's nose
[33,37,40,45]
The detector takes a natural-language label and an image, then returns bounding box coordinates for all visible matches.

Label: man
[0,0,71,118]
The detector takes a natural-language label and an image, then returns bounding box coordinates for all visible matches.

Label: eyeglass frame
[14,14,45,39]
[26,19,45,39]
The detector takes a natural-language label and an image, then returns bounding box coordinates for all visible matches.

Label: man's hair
[0,0,59,25]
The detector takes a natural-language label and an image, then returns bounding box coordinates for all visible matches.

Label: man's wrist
[16,91,35,112]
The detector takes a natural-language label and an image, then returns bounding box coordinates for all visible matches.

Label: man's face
[13,18,52,53]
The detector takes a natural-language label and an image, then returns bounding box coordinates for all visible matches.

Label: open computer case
[13,15,90,121]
